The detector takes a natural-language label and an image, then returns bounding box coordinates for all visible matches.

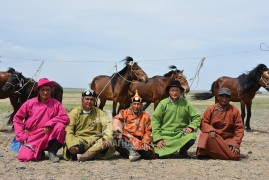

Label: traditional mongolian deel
[196,103,244,160]
[113,108,153,152]
[13,97,70,162]
[151,97,201,157]
[63,106,115,160]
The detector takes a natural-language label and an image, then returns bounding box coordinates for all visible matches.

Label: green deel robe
[151,97,201,156]
[63,106,115,160]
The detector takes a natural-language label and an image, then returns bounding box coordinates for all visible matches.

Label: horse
[90,56,148,116]
[0,68,21,125]
[2,70,64,124]
[192,64,269,130]
[128,66,190,110]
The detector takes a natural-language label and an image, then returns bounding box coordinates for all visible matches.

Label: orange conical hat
[131,90,142,102]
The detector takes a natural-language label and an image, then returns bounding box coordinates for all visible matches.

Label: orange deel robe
[196,103,244,160]
[113,108,154,152]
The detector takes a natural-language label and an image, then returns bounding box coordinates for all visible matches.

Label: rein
[260,75,269,88]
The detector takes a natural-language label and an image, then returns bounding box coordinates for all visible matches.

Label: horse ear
[181,69,184,73]
[128,61,134,66]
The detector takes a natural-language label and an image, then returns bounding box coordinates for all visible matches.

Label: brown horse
[0,68,20,124]
[90,56,148,116]
[2,70,64,124]
[128,66,190,110]
[192,64,269,130]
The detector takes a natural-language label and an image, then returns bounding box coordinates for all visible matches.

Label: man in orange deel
[113,90,154,161]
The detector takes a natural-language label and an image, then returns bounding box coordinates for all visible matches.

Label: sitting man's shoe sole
[78,151,98,162]
[129,152,141,162]
[48,152,60,163]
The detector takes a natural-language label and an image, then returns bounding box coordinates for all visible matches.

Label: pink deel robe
[13,97,70,162]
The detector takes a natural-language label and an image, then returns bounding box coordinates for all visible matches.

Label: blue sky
[0,0,269,90]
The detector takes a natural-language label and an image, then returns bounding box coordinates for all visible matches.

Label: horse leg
[142,102,151,111]
[240,101,246,128]
[112,101,117,117]
[98,99,106,110]
[245,102,252,131]
[117,102,125,114]
[153,100,160,110]
[7,96,20,125]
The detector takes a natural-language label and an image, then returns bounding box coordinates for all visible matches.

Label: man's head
[166,80,184,101]
[34,78,55,102]
[82,88,97,111]
[218,87,231,108]
[131,90,142,114]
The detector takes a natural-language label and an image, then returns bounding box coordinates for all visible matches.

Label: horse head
[165,66,189,93]
[128,62,148,83]
[174,72,190,93]
[122,56,148,83]
[259,70,269,91]
[2,72,24,92]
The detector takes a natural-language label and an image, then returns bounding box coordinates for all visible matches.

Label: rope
[188,57,206,90]
[14,61,44,100]
[96,63,118,99]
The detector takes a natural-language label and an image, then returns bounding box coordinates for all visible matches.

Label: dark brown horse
[90,56,148,116]
[192,64,269,130]
[128,66,190,110]
[0,68,20,124]
[2,70,64,124]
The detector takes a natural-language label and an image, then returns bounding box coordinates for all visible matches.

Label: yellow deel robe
[63,106,115,160]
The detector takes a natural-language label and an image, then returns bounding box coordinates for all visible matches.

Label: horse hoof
[245,127,252,132]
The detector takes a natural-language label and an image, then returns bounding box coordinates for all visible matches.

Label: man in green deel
[151,80,200,158]
[63,88,115,161]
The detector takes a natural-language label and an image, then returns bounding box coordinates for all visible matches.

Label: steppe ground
[0,89,269,180]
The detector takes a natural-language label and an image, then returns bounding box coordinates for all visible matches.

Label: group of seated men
[12,78,244,163]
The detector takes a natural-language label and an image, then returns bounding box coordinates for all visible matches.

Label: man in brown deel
[196,87,244,160]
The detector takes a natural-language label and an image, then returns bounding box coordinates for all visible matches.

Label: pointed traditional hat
[131,90,142,102]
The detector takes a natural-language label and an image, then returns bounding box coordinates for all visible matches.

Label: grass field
[1,89,268,118]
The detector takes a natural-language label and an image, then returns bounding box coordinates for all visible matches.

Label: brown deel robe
[196,103,244,160]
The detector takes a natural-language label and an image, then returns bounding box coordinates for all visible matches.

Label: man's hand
[229,145,240,155]
[69,146,79,155]
[102,140,111,149]
[183,127,193,134]
[142,143,150,151]
[209,131,216,138]
[44,126,52,134]
[113,130,123,139]
[156,140,166,149]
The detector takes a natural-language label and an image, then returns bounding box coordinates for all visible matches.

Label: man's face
[218,94,231,107]
[38,85,51,102]
[131,102,142,114]
[82,96,95,111]
[169,87,182,101]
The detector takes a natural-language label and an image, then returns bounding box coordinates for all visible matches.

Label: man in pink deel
[13,78,70,162]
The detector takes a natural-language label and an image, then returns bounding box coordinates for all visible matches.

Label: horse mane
[163,65,181,77]
[238,64,268,92]
[7,67,21,75]
[7,67,16,74]
[163,70,181,77]
[111,57,135,92]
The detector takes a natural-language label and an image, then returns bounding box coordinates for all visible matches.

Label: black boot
[179,139,195,159]
[47,139,62,163]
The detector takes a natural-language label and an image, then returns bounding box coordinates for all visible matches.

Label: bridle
[5,74,24,93]
[259,71,269,89]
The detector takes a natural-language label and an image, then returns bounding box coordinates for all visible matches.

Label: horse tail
[191,81,215,100]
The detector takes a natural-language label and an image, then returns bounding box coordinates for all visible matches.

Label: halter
[117,63,145,83]
[5,74,24,94]
[260,75,269,89]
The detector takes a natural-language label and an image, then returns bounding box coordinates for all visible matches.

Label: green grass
[1,89,269,116]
